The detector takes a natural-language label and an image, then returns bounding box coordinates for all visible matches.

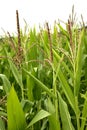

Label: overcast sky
[0,0,87,35]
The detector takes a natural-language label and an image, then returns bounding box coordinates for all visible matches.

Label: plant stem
[53,66,60,130]
[75,97,80,130]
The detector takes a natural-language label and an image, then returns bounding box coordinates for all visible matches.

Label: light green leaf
[80,92,87,130]
[53,49,74,79]
[4,48,24,98]
[74,30,85,96]
[0,111,7,117]
[58,92,75,130]
[23,68,56,99]
[45,98,60,130]
[4,49,23,88]
[57,23,69,38]
[48,114,60,130]
[0,74,11,94]
[0,118,5,130]
[57,69,75,111]
[7,87,26,130]
[26,109,50,129]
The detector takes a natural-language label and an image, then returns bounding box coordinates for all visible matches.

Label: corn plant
[0,7,87,130]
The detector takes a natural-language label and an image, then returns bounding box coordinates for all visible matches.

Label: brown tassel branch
[46,22,53,62]
[16,10,21,47]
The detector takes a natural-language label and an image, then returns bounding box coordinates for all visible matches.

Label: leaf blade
[58,92,75,130]
[7,87,26,130]
[23,68,56,99]
[0,74,11,94]
[26,109,50,129]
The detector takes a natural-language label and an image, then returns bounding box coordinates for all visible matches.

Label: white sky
[0,0,87,35]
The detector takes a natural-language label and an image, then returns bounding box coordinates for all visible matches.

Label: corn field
[0,7,87,130]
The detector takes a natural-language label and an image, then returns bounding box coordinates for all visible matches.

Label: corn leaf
[23,68,56,98]
[48,114,60,130]
[74,30,85,96]
[80,92,87,130]
[0,111,7,117]
[0,118,5,130]
[4,49,23,88]
[7,87,26,130]
[0,74,11,94]
[45,98,60,130]
[58,24,69,38]
[57,69,75,111]
[53,49,73,79]
[58,92,75,130]
[26,109,50,129]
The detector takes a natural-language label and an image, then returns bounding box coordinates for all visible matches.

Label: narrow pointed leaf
[48,115,60,130]
[58,93,75,130]
[0,74,11,94]
[58,69,75,111]
[26,109,50,129]
[7,87,26,130]
[80,92,87,130]
[53,49,73,79]
[45,98,60,130]
[0,118,5,130]
[58,24,69,38]
[23,68,56,98]
[74,30,85,96]
[4,49,23,88]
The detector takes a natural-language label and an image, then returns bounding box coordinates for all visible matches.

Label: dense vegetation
[0,7,87,130]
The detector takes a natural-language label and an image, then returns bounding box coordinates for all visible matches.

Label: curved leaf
[7,87,26,130]
[26,109,50,129]
[23,68,56,99]
[58,92,75,130]
[0,118,5,130]
[0,74,11,94]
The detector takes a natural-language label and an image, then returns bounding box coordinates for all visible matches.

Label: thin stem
[46,22,53,62]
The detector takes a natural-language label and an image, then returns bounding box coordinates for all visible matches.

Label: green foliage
[23,68,56,98]
[80,92,87,130]
[4,49,24,98]
[58,92,75,130]
[0,117,5,130]
[0,74,11,94]
[26,109,50,129]
[74,30,85,96]
[0,9,87,130]
[7,87,26,130]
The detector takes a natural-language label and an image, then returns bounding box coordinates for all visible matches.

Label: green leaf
[23,68,56,99]
[44,98,60,130]
[53,49,73,79]
[7,87,26,130]
[48,115,60,130]
[74,30,85,96]
[57,69,75,111]
[58,23,69,38]
[80,92,87,130]
[0,118,5,130]
[26,109,51,129]
[21,99,34,113]
[0,111,7,117]
[0,74,11,94]
[4,49,24,98]
[4,49,23,88]
[58,93,75,130]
